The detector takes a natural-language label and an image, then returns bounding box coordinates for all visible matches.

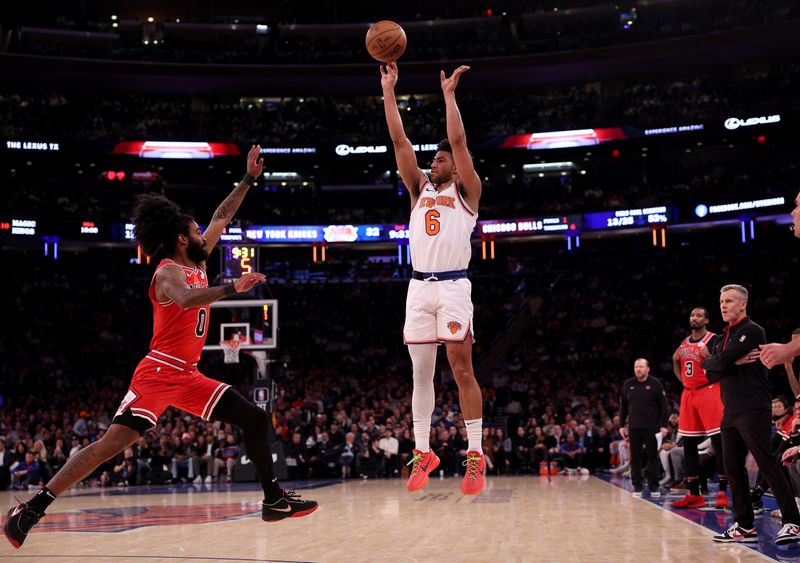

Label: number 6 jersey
[409,180,477,272]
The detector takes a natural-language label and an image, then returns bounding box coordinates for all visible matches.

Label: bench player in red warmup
[381,61,486,495]
[4,146,317,549]
[669,307,729,510]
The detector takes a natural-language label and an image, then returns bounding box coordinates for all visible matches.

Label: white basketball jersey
[409,180,477,272]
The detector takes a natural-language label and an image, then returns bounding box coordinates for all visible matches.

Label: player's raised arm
[440,66,482,212]
[155,264,265,309]
[381,62,426,205]
[203,145,264,253]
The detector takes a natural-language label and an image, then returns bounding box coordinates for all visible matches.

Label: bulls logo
[447,321,462,335]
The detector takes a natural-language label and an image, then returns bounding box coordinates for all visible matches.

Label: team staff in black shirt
[702,284,800,545]
[620,358,668,497]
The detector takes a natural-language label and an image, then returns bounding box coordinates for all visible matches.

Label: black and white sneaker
[3,501,44,548]
[262,489,318,522]
[712,522,758,543]
[775,523,800,545]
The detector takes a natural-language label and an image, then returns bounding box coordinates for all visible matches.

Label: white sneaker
[633,490,643,498]
[651,491,661,499]
[776,523,800,545]
[578,468,590,475]
[193,476,202,484]
[204,475,212,485]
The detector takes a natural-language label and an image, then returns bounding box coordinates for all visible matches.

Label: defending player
[670,307,729,510]
[4,146,317,549]
[381,62,486,495]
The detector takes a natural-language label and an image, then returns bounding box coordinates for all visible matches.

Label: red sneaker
[406,449,440,492]
[461,450,486,495]
[714,491,730,509]
[671,493,706,509]
[539,462,548,476]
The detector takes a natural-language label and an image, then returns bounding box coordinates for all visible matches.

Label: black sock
[687,478,700,496]
[751,485,765,501]
[719,478,728,494]
[26,487,56,514]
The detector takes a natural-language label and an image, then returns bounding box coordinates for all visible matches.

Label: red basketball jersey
[677,332,715,389]
[147,259,210,364]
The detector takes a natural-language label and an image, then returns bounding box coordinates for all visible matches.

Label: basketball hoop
[220,339,242,364]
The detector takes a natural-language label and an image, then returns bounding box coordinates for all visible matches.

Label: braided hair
[131,194,195,257]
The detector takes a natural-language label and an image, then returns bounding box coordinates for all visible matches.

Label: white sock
[408,344,437,452]
[465,418,483,452]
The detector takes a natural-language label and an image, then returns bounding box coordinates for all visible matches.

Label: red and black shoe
[3,501,44,548]
[262,489,318,522]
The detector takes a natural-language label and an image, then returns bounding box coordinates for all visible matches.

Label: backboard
[203,299,278,351]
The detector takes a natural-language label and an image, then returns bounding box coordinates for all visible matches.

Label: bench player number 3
[685,361,693,377]
[425,210,441,236]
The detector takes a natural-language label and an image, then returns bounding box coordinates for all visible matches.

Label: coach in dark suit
[620,358,669,496]
[703,284,800,544]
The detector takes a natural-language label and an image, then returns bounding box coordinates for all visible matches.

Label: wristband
[241,173,256,185]
[223,283,237,296]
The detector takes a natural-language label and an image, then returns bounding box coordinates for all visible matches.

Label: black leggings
[683,434,725,479]
[211,388,279,498]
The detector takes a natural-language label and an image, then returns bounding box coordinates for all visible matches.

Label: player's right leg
[403,279,440,492]
[406,343,439,492]
[4,423,140,548]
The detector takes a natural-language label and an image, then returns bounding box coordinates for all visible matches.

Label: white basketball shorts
[403,278,474,344]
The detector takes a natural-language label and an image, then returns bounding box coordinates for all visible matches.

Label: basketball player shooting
[381,61,486,495]
[4,146,317,550]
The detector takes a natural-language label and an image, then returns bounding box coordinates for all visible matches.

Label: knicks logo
[32,503,262,533]
[447,321,463,335]
[419,195,456,210]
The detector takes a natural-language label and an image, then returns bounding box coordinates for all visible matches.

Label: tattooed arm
[203,145,264,254]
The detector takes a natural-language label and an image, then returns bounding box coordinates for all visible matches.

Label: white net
[220,339,241,364]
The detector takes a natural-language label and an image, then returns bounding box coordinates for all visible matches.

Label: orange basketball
[365,20,407,63]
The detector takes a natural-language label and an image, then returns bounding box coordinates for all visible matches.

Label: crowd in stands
[1,225,799,490]
[2,63,797,145]
[3,1,796,64]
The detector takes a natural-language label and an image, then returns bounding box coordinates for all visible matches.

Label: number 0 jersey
[677,332,715,389]
[147,259,210,365]
[409,180,477,272]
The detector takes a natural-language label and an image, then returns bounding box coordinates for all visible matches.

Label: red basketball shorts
[678,383,723,437]
[113,356,230,430]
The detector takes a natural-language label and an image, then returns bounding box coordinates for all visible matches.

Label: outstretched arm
[155,264,265,309]
[441,66,482,212]
[381,62,426,206]
[203,145,264,254]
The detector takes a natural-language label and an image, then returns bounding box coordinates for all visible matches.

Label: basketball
[365,20,407,63]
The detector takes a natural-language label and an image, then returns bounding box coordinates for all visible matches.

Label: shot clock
[222,245,259,282]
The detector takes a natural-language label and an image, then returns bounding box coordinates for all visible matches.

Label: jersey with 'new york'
[408,180,476,272]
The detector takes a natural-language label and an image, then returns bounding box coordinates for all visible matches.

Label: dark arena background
[2,1,800,561]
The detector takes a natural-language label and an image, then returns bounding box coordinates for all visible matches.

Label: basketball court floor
[0,476,786,562]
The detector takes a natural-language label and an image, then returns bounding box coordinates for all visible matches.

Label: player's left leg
[444,336,484,495]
